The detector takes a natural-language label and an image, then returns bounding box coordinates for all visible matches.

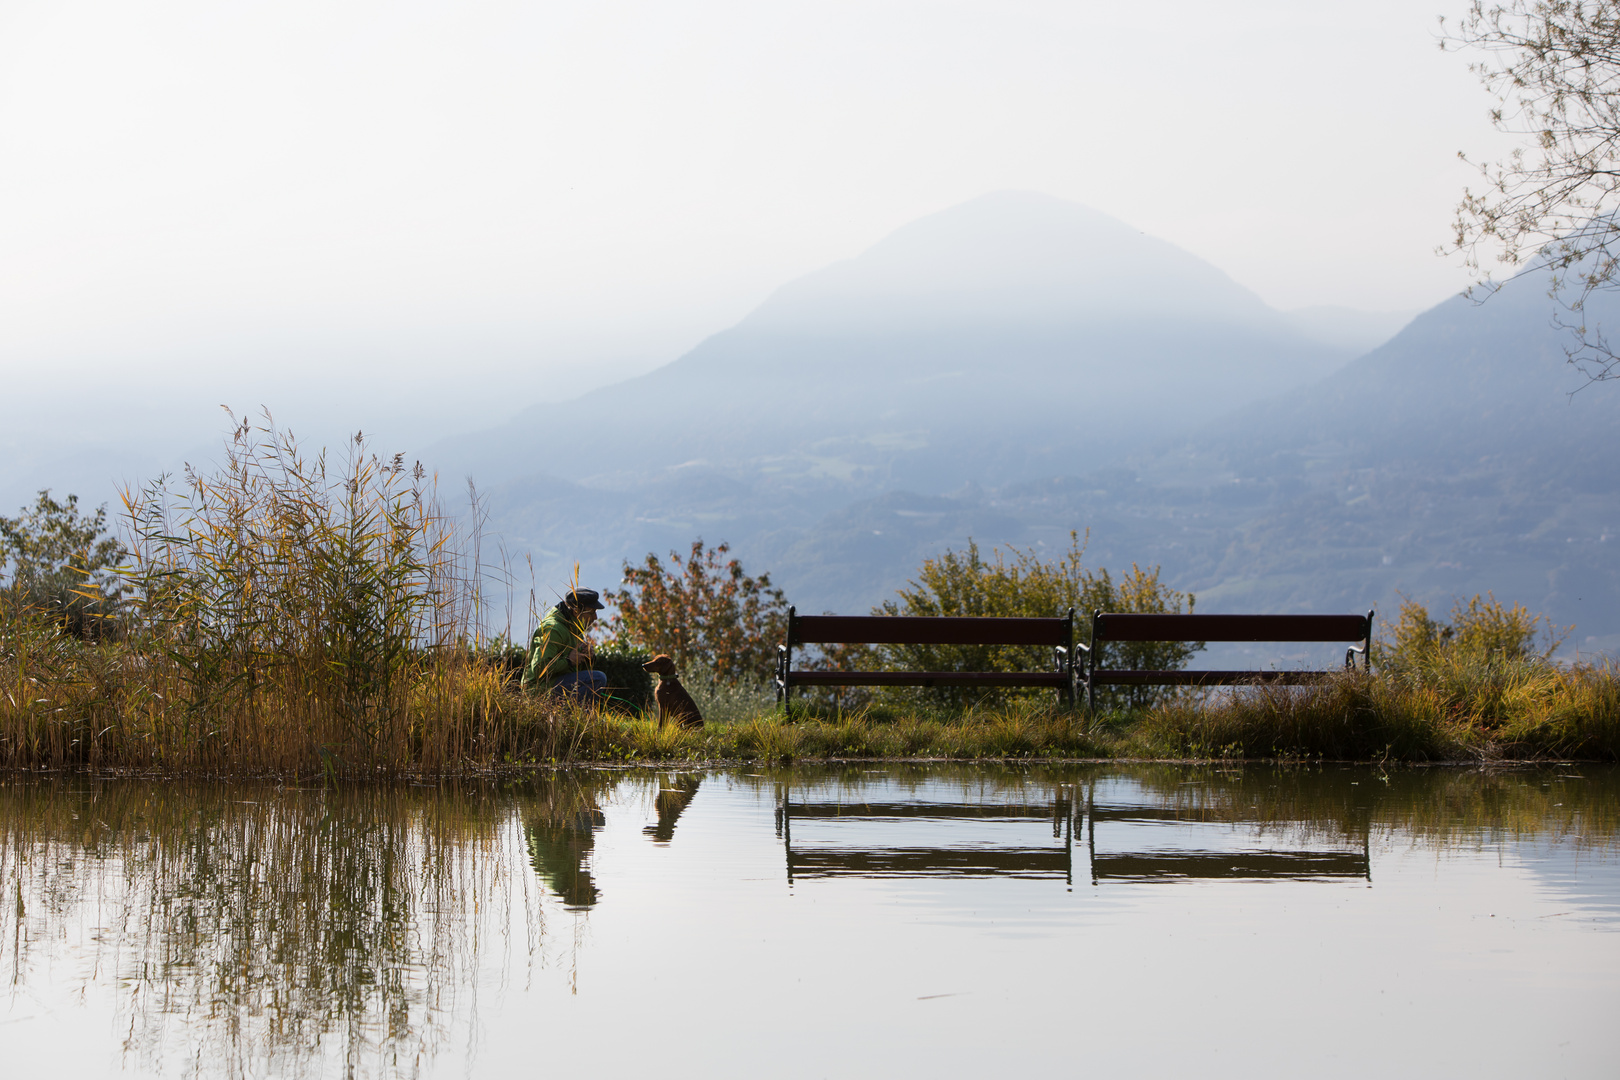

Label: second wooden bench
[1081,611,1375,711]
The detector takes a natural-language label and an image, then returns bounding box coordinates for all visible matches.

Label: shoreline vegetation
[6,648,1618,776]
[3,419,1618,776]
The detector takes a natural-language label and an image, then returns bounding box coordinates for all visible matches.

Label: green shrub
[591,643,655,713]
[1381,593,1569,673]
[830,531,1200,708]
[0,490,126,639]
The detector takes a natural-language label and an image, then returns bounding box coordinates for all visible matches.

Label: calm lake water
[3,764,1616,1079]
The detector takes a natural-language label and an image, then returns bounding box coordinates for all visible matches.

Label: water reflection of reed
[0,778,543,1079]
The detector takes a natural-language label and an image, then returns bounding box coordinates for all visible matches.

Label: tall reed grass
[1136,655,1620,761]
[0,418,546,774]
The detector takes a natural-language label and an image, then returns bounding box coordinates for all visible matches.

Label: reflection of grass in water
[0,776,608,1079]
[0,764,1615,1076]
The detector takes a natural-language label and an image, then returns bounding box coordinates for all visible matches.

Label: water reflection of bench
[776,795,1076,884]
[1086,803,1370,883]
[776,787,1371,886]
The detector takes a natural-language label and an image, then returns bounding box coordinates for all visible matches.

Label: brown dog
[642,654,704,730]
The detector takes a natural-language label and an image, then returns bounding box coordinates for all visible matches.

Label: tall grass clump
[1137,674,1466,761]
[1134,594,1620,762]
[98,414,502,773]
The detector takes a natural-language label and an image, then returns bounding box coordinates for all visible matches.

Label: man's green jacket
[521,606,589,692]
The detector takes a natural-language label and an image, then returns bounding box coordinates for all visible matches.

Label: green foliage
[590,642,655,713]
[832,531,1200,708]
[603,539,789,685]
[1380,593,1569,674]
[676,666,778,724]
[0,490,126,637]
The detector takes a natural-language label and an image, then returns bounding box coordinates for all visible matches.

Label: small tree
[0,490,126,637]
[836,531,1200,708]
[1380,592,1569,672]
[603,539,789,685]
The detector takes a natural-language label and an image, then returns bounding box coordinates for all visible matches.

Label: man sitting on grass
[521,588,609,702]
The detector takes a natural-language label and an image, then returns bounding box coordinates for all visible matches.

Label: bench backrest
[1092,612,1372,643]
[789,612,1072,648]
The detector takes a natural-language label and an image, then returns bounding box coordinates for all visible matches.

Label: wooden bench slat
[1092,851,1369,880]
[1090,669,1344,686]
[784,802,1061,820]
[792,615,1069,647]
[1094,613,1370,643]
[786,670,1071,688]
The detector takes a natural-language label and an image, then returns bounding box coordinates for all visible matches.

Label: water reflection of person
[525,785,608,911]
[644,775,702,843]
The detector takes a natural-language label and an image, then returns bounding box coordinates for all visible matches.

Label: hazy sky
[0,0,1512,414]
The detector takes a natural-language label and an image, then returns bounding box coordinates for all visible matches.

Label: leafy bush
[603,539,789,685]
[590,642,654,713]
[676,666,777,724]
[1380,593,1569,673]
[832,531,1200,708]
[0,490,126,638]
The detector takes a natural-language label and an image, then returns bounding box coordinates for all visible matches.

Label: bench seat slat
[792,615,1068,647]
[1095,613,1369,643]
[1091,669,1343,686]
[786,670,1070,688]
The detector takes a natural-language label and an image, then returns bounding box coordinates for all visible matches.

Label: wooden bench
[1081,611,1374,711]
[775,607,1078,708]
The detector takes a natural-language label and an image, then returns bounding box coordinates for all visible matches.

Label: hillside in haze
[451,195,1618,658]
[443,193,1383,614]
[439,192,1355,495]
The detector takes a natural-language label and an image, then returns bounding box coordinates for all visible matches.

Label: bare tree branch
[1444,0,1620,380]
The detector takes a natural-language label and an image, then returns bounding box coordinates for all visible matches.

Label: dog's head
[641,654,678,678]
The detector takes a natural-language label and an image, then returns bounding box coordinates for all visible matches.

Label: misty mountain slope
[442,191,1351,497]
[466,199,1619,659]
[1152,274,1620,648]
[1281,305,1418,355]
[755,271,1620,646]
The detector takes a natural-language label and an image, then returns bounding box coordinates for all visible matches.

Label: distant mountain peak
[741,190,1277,333]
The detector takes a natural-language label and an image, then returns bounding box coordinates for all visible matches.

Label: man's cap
[564,588,606,611]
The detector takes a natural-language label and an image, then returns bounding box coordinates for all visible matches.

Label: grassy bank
[6,618,1619,773]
